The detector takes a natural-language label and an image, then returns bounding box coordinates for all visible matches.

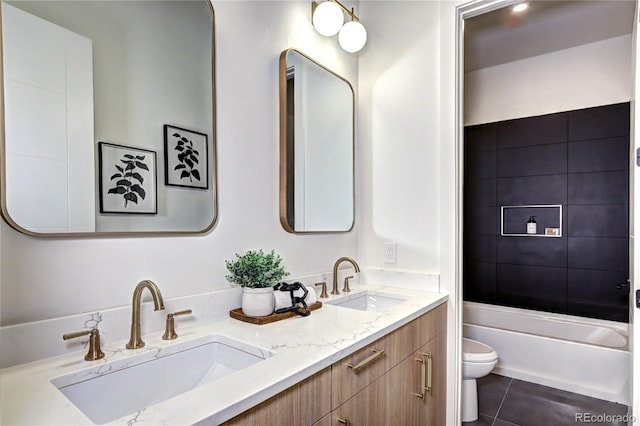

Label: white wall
[0,0,358,325]
[358,1,441,273]
[358,1,463,424]
[465,34,632,125]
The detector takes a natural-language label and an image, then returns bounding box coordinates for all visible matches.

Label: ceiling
[464,0,636,73]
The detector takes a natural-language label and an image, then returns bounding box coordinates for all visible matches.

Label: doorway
[456,0,636,421]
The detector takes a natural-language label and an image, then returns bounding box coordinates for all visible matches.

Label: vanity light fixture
[312,0,367,53]
[512,2,529,13]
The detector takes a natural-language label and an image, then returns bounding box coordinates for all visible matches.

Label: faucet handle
[343,276,354,293]
[162,309,193,340]
[315,282,329,298]
[63,329,105,361]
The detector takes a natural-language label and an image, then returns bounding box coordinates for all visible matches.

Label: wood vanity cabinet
[223,303,446,426]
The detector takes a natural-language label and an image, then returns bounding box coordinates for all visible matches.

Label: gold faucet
[332,257,361,295]
[126,280,165,349]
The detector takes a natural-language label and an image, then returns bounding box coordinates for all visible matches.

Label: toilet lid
[463,338,498,362]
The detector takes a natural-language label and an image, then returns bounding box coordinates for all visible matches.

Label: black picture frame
[98,142,157,214]
[164,124,209,189]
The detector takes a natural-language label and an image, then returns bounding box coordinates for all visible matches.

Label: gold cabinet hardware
[346,348,385,373]
[337,417,351,425]
[162,309,193,340]
[426,352,433,394]
[412,352,433,399]
[63,329,105,361]
[315,281,329,298]
[342,275,353,293]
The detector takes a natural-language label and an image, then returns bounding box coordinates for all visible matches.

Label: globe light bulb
[312,1,344,37]
[513,2,529,13]
[338,20,367,53]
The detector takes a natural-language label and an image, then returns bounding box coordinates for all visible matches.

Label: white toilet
[462,338,499,422]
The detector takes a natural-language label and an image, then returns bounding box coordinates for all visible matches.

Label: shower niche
[500,205,562,237]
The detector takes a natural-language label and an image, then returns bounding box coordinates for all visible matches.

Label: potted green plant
[225,249,289,317]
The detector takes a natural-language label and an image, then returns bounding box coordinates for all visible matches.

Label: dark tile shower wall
[463,103,630,322]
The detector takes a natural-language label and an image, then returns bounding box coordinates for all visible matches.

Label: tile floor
[463,374,629,426]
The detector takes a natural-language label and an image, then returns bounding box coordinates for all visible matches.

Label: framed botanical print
[164,125,209,189]
[98,142,157,214]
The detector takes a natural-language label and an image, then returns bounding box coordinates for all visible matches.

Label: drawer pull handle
[337,417,351,425]
[346,348,385,373]
[412,352,433,399]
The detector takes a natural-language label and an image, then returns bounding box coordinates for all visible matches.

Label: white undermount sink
[50,333,274,424]
[327,291,408,312]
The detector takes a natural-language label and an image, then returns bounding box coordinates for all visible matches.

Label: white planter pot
[241,287,275,317]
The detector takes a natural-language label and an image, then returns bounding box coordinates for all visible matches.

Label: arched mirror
[0,0,216,236]
[279,49,354,233]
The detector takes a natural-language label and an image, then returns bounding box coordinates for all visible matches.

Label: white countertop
[0,283,447,425]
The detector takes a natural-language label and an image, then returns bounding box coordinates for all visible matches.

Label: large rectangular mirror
[0,0,216,236]
[279,49,354,233]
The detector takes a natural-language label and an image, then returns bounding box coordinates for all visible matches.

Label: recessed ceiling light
[513,3,529,13]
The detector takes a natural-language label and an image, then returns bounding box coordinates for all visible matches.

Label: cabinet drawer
[332,302,446,409]
[332,330,446,426]
[415,303,446,346]
[332,332,391,408]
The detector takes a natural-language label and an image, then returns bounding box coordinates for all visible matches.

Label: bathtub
[463,301,630,405]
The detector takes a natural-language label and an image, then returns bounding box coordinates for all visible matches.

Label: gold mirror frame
[279,48,355,234]
[0,0,217,237]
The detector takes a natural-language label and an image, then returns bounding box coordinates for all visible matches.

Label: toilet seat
[463,338,498,363]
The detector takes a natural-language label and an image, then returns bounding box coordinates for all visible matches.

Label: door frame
[630,0,639,416]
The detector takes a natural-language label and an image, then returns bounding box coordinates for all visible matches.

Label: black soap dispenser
[527,216,537,235]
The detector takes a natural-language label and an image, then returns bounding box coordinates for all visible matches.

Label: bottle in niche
[527,216,537,234]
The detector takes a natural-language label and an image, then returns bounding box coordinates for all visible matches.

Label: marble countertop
[0,283,447,425]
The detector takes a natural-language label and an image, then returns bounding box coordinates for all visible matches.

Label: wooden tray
[229,302,322,325]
